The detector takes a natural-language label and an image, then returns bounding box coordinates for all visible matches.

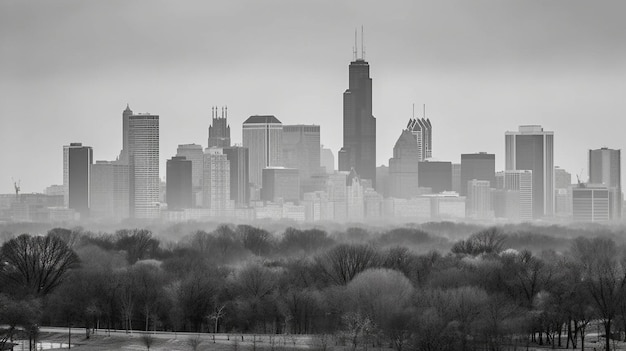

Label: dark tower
[166,156,193,210]
[118,104,133,164]
[339,29,376,187]
[208,106,231,148]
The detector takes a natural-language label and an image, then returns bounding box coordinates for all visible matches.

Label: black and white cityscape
[3,1,626,351]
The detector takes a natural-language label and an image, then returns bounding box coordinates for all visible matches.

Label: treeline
[1,225,626,351]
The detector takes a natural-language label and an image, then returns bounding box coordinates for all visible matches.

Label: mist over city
[2,1,626,351]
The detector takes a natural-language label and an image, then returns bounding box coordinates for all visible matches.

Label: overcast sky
[1,0,626,194]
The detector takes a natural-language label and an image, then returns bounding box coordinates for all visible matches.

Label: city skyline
[2,1,626,194]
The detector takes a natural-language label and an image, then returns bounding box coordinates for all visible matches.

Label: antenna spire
[361,25,365,60]
[412,103,415,119]
[423,104,426,119]
[353,29,357,61]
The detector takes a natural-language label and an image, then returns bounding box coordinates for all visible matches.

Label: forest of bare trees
[1,223,626,351]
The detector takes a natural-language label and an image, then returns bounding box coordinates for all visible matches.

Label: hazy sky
[2,0,626,194]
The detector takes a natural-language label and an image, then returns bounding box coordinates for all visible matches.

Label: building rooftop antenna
[412,103,415,119]
[361,25,365,60]
[423,104,426,119]
[353,29,357,61]
[12,178,20,199]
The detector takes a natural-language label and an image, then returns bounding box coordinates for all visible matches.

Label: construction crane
[11,178,20,200]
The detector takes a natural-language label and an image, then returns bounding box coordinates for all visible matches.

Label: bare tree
[316,244,379,285]
[0,234,80,296]
[209,304,227,333]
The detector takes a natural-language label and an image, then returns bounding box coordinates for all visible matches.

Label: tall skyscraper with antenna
[407,104,432,161]
[338,28,376,186]
[208,106,231,148]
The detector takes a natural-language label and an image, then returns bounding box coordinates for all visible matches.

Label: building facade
[63,142,93,219]
[505,125,554,218]
[166,156,193,210]
[282,124,321,180]
[91,161,129,220]
[223,146,250,207]
[389,129,419,199]
[460,153,495,196]
[418,161,452,193]
[208,106,231,148]
[242,115,283,187]
[589,147,621,219]
[202,148,231,210]
[128,114,160,219]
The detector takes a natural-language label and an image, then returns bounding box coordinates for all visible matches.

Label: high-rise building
[460,153,495,196]
[467,179,493,219]
[176,144,204,189]
[202,148,231,210]
[452,163,462,194]
[589,147,621,219]
[166,156,193,210]
[338,39,376,187]
[418,161,452,193]
[128,114,160,219]
[282,125,321,180]
[555,167,572,189]
[223,146,250,207]
[117,104,133,164]
[321,147,335,174]
[261,167,300,203]
[389,129,419,199]
[572,185,610,223]
[375,165,390,198]
[505,125,554,218]
[63,143,93,218]
[554,167,573,218]
[327,172,348,221]
[346,169,364,220]
[407,117,432,161]
[498,170,533,221]
[242,115,283,187]
[91,161,129,220]
[208,106,231,148]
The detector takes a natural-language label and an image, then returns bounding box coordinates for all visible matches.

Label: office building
[505,125,554,218]
[460,153,495,196]
[117,104,133,164]
[555,167,572,189]
[327,172,348,221]
[346,169,364,220]
[467,179,493,219]
[589,147,621,219]
[261,167,300,203]
[407,117,432,161]
[166,156,193,210]
[282,125,321,179]
[208,106,231,148]
[321,147,335,174]
[203,148,231,210]
[497,170,533,221]
[63,143,93,219]
[572,184,610,223]
[223,146,250,207]
[452,163,462,194]
[389,129,420,199]
[375,165,390,198]
[128,114,160,219]
[338,38,376,186]
[418,161,452,193]
[242,115,283,187]
[91,161,129,220]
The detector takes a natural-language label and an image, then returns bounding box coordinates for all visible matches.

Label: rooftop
[243,115,281,124]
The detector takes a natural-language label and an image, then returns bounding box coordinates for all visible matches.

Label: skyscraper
[242,115,283,187]
[118,104,133,164]
[223,146,250,207]
[467,179,493,219]
[166,156,193,210]
[128,114,160,219]
[389,129,419,199]
[499,170,533,221]
[407,117,432,161]
[505,125,554,218]
[589,147,621,219]
[460,152,496,196]
[338,35,376,186]
[176,144,204,206]
[91,161,129,220]
[572,185,610,223]
[282,125,321,180]
[261,167,300,203]
[208,106,231,148]
[321,147,335,174]
[202,148,231,210]
[63,142,93,218]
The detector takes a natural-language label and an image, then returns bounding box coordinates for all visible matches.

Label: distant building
[339,51,376,187]
[505,125,554,218]
[243,115,283,187]
[389,130,419,199]
[452,163,462,194]
[45,184,65,197]
[460,153,495,196]
[203,148,231,210]
[223,146,250,207]
[63,142,93,219]
[176,144,204,189]
[321,147,335,174]
[346,169,364,220]
[572,184,610,223]
[407,117,432,161]
[424,192,466,220]
[117,104,134,164]
[376,165,390,198]
[496,170,533,221]
[589,147,621,219]
[282,125,321,180]
[418,161,452,193]
[208,106,231,148]
[327,172,348,221]
[128,114,160,219]
[467,179,494,219]
[555,167,572,189]
[166,156,193,210]
[91,161,129,220]
[261,167,300,203]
